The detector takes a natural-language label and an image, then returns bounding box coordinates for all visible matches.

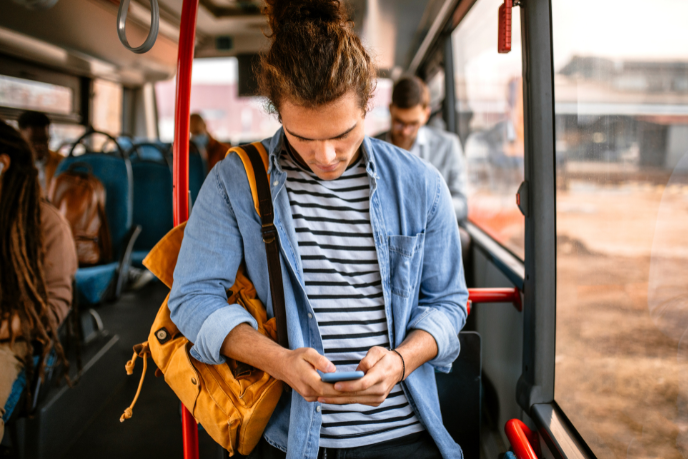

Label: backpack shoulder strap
[226,142,269,217]
[228,142,289,349]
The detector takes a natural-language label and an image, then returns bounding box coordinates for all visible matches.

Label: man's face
[190,116,207,136]
[389,104,430,151]
[281,91,366,181]
[21,126,50,161]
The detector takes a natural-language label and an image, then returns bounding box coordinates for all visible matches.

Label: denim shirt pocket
[388,233,425,298]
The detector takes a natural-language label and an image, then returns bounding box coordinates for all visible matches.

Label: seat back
[55,131,133,259]
[188,142,207,207]
[129,143,174,252]
[436,331,482,458]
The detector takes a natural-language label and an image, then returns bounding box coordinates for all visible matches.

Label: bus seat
[188,143,207,208]
[159,141,206,209]
[116,136,134,152]
[129,143,174,267]
[55,130,141,304]
[436,331,481,459]
[136,143,169,162]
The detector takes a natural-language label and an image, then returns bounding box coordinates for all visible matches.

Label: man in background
[18,111,63,195]
[378,76,468,223]
[190,113,231,172]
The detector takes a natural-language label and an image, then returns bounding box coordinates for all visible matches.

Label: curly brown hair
[258,0,376,117]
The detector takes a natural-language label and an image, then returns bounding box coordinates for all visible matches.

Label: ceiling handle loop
[117,0,160,54]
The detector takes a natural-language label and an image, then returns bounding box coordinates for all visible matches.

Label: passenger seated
[189,113,231,172]
[377,76,470,251]
[18,111,64,196]
[0,120,78,439]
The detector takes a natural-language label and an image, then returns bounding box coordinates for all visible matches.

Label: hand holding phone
[320,371,365,383]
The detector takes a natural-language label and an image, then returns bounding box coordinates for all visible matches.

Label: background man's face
[21,126,50,161]
[389,104,430,151]
[189,116,207,136]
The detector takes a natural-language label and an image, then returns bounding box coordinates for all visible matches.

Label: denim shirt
[169,130,468,458]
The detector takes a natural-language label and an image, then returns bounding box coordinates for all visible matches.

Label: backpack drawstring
[120,345,149,422]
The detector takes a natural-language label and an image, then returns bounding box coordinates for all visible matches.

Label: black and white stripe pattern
[281,149,423,448]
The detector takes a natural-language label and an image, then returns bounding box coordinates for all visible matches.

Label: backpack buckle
[261,223,277,244]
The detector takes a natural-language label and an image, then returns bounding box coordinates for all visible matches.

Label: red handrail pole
[505,419,539,459]
[173,0,199,457]
[173,0,198,226]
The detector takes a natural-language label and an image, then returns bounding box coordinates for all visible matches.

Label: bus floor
[63,281,219,459]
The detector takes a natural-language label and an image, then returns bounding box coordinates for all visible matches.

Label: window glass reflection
[553,1,688,457]
[452,0,525,258]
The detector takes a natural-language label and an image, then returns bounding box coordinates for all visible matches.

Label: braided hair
[0,119,68,390]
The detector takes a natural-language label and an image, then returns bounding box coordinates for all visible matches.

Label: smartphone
[321,371,365,383]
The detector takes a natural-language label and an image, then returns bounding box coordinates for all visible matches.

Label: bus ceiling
[0,0,448,85]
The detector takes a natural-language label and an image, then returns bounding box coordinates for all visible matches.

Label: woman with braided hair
[0,120,77,439]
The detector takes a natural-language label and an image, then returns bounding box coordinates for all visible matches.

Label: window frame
[444,0,596,457]
[0,54,84,125]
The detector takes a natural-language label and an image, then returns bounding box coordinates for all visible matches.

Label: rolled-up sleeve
[409,171,468,372]
[168,166,257,365]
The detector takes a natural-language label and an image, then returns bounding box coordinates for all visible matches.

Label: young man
[18,111,63,195]
[378,76,469,223]
[169,1,467,458]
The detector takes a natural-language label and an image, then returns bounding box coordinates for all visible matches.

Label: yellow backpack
[120,142,289,456]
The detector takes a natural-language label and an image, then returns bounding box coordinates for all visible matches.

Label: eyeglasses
[392,120,421,131]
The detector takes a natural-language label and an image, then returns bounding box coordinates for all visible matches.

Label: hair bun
[265,0,346,36]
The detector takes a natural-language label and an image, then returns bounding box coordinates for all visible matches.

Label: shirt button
[308,313,313,319]
[273,180,279,186]
[316,406,321,412]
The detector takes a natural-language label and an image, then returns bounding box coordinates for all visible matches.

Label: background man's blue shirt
[168,129,468,458]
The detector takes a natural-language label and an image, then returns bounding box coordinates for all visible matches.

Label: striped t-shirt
[281,148,424,448]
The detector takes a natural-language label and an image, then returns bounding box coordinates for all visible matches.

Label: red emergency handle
[498,0,513,53]
[505,419,539,459]
[466,287,522,315]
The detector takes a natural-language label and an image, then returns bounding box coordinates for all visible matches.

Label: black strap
[242,143,289,349]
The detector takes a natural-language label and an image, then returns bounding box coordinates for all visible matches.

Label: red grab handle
[466,287,522,315]
[505,419,539,459]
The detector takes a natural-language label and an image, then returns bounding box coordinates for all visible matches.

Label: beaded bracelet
[391,349,406,382]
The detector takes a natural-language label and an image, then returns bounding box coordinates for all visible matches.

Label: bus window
[365,77,393,137]
[51,124,86,154]
[451,0,525,259]
[0,74,73,115]
[155,58,278,144]
[92,79,123,138]
[552,1,688,456]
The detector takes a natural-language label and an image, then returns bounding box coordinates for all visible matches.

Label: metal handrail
[117,0,160,54]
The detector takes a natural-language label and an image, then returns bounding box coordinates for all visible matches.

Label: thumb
[302,348,336,373]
